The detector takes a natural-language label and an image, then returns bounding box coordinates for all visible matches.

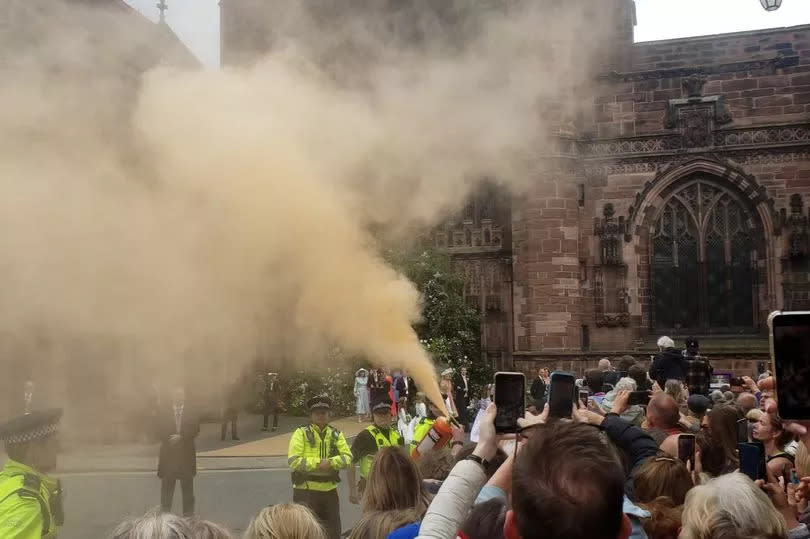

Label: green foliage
[386,247,489,396]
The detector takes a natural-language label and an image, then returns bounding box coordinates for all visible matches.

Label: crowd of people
[5,335,810,539]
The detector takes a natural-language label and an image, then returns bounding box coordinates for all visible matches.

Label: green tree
[387,248,489,396]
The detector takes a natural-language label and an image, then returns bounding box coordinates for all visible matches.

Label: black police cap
[307,395,332,411]
[0,408,62,445]
[372,397,393,413]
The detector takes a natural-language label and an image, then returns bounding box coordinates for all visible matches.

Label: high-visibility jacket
[288,424,352,492]
[0,460,62,539]
[409,417,436,452]
[359,425,402,480]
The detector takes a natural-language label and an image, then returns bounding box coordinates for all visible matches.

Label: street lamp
[760,0,782,11]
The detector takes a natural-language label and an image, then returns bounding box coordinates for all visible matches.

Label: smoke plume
[0,0,615,422]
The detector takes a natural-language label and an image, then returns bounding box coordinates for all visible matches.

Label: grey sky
[123,0,810,68]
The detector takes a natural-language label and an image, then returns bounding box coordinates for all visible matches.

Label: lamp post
[760,0,782,11]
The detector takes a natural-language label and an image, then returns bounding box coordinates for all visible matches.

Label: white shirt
[24,392,33,414]
[173,404,184,434]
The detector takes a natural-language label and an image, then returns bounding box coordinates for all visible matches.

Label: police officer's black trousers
[161,476,195,516]
[293,488,341,539]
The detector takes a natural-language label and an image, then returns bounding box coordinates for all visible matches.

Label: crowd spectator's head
[632,455,693,505]
[684,337,699,355]
[695,430,726,478]
[244,503,326,539]
[679,473,787,539]
[722,391,735,404]
[598,358,612,372]
[752,411,794,449]
[657,336,675,351]
[664,379,686,407]
[646,394,680,431]
[459,498,507,539]
[363,447,431,517]
[628,364,648,390]
[507,421,630,539]
[417,447,455,482]
[584,369,605,394]
[616,355,635,373]
[710,390,725,406]
[347,509,420,539]
[187,518,233,539]
[686,395,710,421]
[736,392,757,415]
[638,497,682,539]
[704,405,741,470]
[613,377,637,393]
[109,510,192,539]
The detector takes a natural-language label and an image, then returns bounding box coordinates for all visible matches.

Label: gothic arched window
[650,179,756,333]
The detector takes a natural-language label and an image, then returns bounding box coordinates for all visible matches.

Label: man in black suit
[262,373,282,432]
[157,386,199,516]
[453,367,470,429]
[530,368,548,409]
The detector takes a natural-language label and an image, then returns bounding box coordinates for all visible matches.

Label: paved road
[59,468,363,538]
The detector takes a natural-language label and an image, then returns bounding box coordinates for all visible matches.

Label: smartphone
[628,391,651,406]
[548,371,575,418]
[739,442,765,481]
[769,311,810,419]
[578,389,590,408]
[677,434,695,464]
[737,418,749,443]
[494,372,525,434]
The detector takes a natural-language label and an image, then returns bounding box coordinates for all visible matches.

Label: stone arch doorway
[628,158,778,335]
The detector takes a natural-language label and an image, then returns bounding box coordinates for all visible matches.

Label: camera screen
[549,374,574,418]
[773,313,810,419]
[494,373,525,433]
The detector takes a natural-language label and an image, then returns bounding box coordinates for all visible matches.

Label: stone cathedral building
[221,0,810,374]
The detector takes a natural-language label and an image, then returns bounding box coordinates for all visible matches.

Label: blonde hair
[347,509,419,539]
[796,441,810,478]
[680,473,788,539]
[361,447,431,517]
[243,504,326,539]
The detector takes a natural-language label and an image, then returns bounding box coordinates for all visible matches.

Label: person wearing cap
[682,336,712,396]
[347,396,404,505]
[287,394,352,539]
[0,408,64,538]
[262,372,282,432]
[410,400,445,453]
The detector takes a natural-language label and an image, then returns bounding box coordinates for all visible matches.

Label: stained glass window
[651,179,756,333]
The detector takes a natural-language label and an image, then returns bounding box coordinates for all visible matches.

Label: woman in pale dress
[397,397,413,444]
[354,368,370,422]
[439,369,457,417]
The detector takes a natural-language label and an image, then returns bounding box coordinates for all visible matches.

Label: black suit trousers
[293,488,341,539]
[161,476,195,516]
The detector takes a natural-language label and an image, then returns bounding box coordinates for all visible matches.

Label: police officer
[348,397,403,504]
[287,395,351,539]
[409,400,444,453]
[0,409,65,539]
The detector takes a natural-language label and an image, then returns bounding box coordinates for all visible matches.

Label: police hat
[0,408,62,446]
[685,337,699,349]
[372,397,393,414]
[307,395,332,411]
